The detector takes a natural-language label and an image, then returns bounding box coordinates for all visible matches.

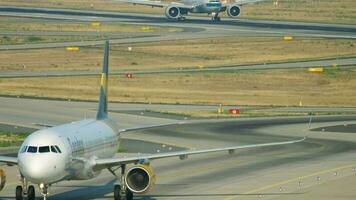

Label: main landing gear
[16,176,36,200]
[111,164,133,200]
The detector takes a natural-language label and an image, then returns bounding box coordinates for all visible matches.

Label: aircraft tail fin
[96,41,110,120]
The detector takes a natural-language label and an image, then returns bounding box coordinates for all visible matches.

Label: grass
[0,35,122,45]
[117,146,127,153]
[1,36,355,71]
[0,131,29,147]
[0,68,355,107]
[0,16,182,33]
[0,0,356,24]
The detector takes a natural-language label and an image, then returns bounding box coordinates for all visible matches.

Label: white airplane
[0,41,304,200]
[115,0,271,21]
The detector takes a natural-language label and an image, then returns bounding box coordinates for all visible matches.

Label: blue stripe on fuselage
[206,2,222,7]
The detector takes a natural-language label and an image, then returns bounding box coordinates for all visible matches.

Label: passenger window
[20,146,27,153]
[39,146,50,153]
[55,145,62,153]
[27,146,37,153]
[50,146,58,153]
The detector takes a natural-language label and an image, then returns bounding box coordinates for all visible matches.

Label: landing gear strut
[112,164,134,200]
[211,13,221,22]
[39,183,49,200]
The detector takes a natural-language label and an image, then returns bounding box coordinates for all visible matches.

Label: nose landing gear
[211,13,221,22]
[15,176,36,200]
[39,183,49,200]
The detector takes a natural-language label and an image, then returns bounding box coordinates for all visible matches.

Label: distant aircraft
[0,41,304,200]
[115,0,271,21]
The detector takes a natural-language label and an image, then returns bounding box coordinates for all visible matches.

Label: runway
[0,97,355,199]
[1,6,356,51]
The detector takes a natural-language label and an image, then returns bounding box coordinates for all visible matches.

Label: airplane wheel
[15,185,23,200]
[28,185,35,200]
[114,185,121,200]
[126,188,133,200]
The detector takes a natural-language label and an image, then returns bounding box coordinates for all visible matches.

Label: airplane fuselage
[181,0,222,14]
[18,118,119,185]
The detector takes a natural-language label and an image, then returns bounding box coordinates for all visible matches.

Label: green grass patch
[25,36,43,43]
[0,131,30,147]
[117,146,127,153]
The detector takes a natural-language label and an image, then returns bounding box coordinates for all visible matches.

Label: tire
[126,188,133,200]
[15,186,23,200]
[28,185,35,200]
[114,185,121,200]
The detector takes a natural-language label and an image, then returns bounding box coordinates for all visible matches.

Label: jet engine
[165,6,181,19]
[0,169,6,191]
[125,164,156,194]
[227,5,241,17]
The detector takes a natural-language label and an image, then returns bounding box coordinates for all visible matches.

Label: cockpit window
[39,146,50,153]
[50,146,58,153]
[55,145,62,153]
[27,146,37,153]
[20,146,27,153]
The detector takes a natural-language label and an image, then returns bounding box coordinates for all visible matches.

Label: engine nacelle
[125,164,156,194]
[165,6,181,19]
[227,5,241,17]
[0,169,6,191]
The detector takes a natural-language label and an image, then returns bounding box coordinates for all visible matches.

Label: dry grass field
[0,68,354,107]
[0,0,355,24]
[0,16,181,33]
[0,35,110,45]
[1,36,355,71]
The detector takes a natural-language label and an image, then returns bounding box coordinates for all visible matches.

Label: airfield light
[66,47,80,51]
[308,67,324,72]
[126,73,134,78]
[141,26,151,31]
[283,36,294,41]
[91,22,101,27]
[229,108,240,115]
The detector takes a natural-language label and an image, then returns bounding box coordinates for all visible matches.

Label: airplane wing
[114,0,194,9]
[234,0,272,5]
[0,156,18,165]
[94,137,305,169]
[118,121,185,133]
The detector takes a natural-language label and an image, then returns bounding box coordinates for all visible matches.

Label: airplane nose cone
[19,156,63,184]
